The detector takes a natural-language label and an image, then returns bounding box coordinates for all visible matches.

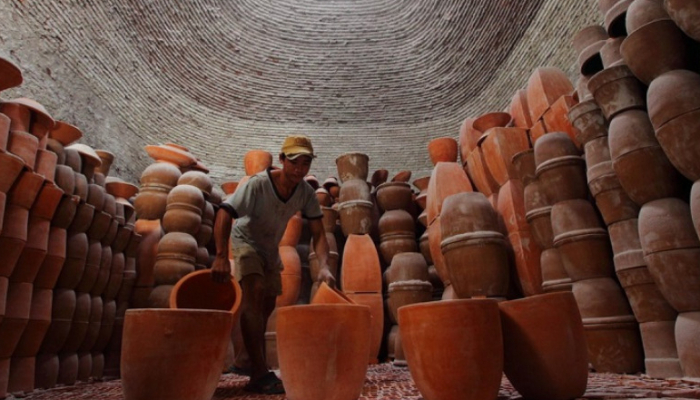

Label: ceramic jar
[243,150,272,176]
[588,65,646,120]
[526,67,574,123]
[427,137,458,165]
[384,252,430,286]
[335,153,369,183]
[534,133,588,204]
[134,162,181,220]
[425,162,473,226]
[499,292,588,400]
[152,232,198,297]
[276,246,302,308]
[387,280,432,323]
[277,304,370,400]
[398,299,503,400]
[375,182,413,212]
[340,234,382,293]
[162,184,205,235]
[169,269,242,321]
[121,309,234,400]
[378,209,417,265]
[540,248,573,293]
[664,0,700,41]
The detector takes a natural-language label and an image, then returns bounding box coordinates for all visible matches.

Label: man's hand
[211,256,232,283]
[317,267,336,288]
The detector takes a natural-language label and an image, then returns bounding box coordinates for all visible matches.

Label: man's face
[281,155,313,184]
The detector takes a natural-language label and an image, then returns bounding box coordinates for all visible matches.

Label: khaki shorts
[232,243,282,297]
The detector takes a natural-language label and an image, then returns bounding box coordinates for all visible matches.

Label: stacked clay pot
[639,199,700,377]
[424,162,473,299]
[340,234,383,363]
[377,210,417,266]
[525,68,575,145]
[464,115,509,197]
[552,198,644,373]
[440,192,510,300]
[335,154,373,236]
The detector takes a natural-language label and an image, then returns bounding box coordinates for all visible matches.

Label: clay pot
[335,153,369,183]
[499,292,588,400]
[511,149,536,186]
[534,133,588,204]
[153,232,198,286]
[458,118,480,159]
[340,234,382,293]
[169,269,242,322]
[427,218,449,285]
[337,200,373,236]
[508,230,543,297]
[439,192,500,239]
[310,282,354,304]
[10,215,50,284]
[524,180,554,250]
[588,65,646,120]
[134,162,182,220]
[343,292,383,363]
[639,320,683,378]
[527,67,574,123]
[144,144,196,168]
[276,246,302,307]
[480,127,530,186]
[177,171,212,200]
[243,150,272,176]
[569,99,608,147]
[338,179,371,203]
[664,0,700,41]
[425,162,473,226]
[509,90,533,129]
[621,19,690,85]
[639,198,700,313]
[0,152,24,195]
[0,57,22,92]
[496,180,528,233]
[378,208,415,236]
[384,252,429,285]
[370,169,388,188]
[572,25,608,55]
[605,0,634,37]
[582,313,645,373]
[465,148,498,197]
[675,311,700,377]
[33,227,67,290]
[387,280,432,323]
[472,112,513,135]
[600,37,626,68]
[279,212,303,247]
[398,299,503,400]
[375,182,413,212]
[276,304,370,400]
[121,309,233,400]
[162,184,205,235]
[627,0,669,33]
[427,137,458,165]
[540,248,573,294]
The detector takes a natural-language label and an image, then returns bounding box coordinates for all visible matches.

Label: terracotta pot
[534,134,588,204]
[653,108,700,182]
[639,198,700,312]
[664,0,700,41]
[277,304,370,400]
[426,162,473,226]
[605,0,634,37]
[10,216,50,284]
[375,182,413,212]
[480,127,530,186]
[398,299,503,400]
[640,320,683,378]
[600,37,626,68]
[321,206,338,233]
[343,292,382,363]
[509,90,533,129]
[7,130,39,170]
[177,171,212,200]
[169,269,242,323]
[508,230,543,297]
[458,118,480,159]
[527,67,574,123]
[134,219,162,287]
[528,120,547,146]
[573,277,635,320]
[621,19,690,85]
[340,234,382,293]
[153,232,198,286]
[542,95,580,146]
[74,240,102,294]
[582,314,645,373]
[101,250,124,300]
[569,99,608,147]
[338,179,371,203]
[335,153,369,183]
[627,0,669,33]
[370,169,388,188]
[427,218,449,285]
[34,227,67,290]
[511,149,536,186]
[472,112,513,135]
[427,137,458,165]
[439,192,500,239]
[243,150,272,176]
[162,184,205,235]
[337,200,373,236]
[524,180,554,249]
[134,162,181,220]
[310,282,354,304]
[384,252,429,286]
[8,170,44,210]
[499,292,588,400]
[675,311,700,377]
[387,280,432,323]
[144,145,196,168]
[121,309,233,400]
[573,25,608,55]
[465,148,498,197]
[0,152,24,195]
[59,292,91,355]
[609,109,683,205]
[588,65,646,120]
[496,180,528,234]
[540,248,572,293]
[0,204,29,278]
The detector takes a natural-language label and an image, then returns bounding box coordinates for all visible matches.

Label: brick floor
[8,363,700,400]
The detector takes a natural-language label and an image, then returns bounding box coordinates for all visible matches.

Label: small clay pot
[335,153,369,183]
[588,64,646,120]
[569,99,608,147]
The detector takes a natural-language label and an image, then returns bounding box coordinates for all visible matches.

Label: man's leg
[239,273,270,381]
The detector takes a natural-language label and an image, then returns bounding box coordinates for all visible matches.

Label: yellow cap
[281,135,315,159]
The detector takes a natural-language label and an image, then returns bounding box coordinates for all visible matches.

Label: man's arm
[309,218,335,287]
[211,206,233,283]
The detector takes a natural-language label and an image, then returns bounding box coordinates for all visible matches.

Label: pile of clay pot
[0,58,142,397]
[566,0,700,379]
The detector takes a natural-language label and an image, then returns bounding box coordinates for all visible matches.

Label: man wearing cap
[212,134,335,395]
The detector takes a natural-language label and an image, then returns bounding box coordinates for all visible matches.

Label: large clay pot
[534,133,588,204]
[540,248,573,293]
[335,153,369,183]
[664,0,700,41]
[425,162,473,226]
[524,179,554,250]
[387,280,432,323]
[398,299,503,400]
[337,200,373,236]
[276,246,302,307]
[144,144,196,168]
[508,230,543,297]
[384,252,429,285]
[605,0,633,37]
[588,65,646,120]
[133,162,181,220]
[480,127,530,186]
[509,90,532,129]
[626,0,669,33]
[465,147,499,197]
[162,184,205,235]
[338,179,371,203]
[277,304,370,400]
[0,57,22,92]
[427,218,449,285]
[582,313,645,373]
[427,137,458,165]
[458,118,479,159]
[121,309,233,400]
[499,292,588,400]
[640,320,683,378]
[169,269,242,322]
[340,234,381,293]
[310,282,355,305]
[621,19,690,85]
[243,150,272,176]
[375,182,413,212]
[153,232,198,287]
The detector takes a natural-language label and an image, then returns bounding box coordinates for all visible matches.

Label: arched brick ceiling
[0,0,599,184]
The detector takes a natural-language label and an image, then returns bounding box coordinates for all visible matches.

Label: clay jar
[378,209,417,265]
[621,19,690,85]
[337,199,373,236]
[177,171,213,200]
[162,184,205,235]
[466,145,500,197]
[568,99,608,147]
[647,70,700,181]
[338,179,370,203]
[534,133,588,204]
[481,127,530,186]
[664,0,700,41]
[608,110,683,205]
[551,199,614,281]
[340,234,382,293]
[638,198,700,313]
[440,192,510,299]
[134,162,181,220]
[398,299,503,400]
[384,252,430,286]
[243,150,272,176]
[511,149,536,185]
[335,153,369,183]
[588,65,646,120]
[370,169,389,188]
[276,304,370,400]
[375,182,413,212]
[169,269,243,322]
[387,280,432,323]
[427,137,458,165]
[524,178,554,250]
[425,162,473,226]
[310,282,355,305]
[121,309,233,400]
[153,232,198,287]
[499,292,588,400]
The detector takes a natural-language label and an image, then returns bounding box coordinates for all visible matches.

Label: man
[212,134,335,395]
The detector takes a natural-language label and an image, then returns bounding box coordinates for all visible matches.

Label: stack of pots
[424,162,473,299]
[339,234,383,364]
[376,183,417,266]
[335,153,373,237]
[439,192,510,300]
[523,68,576,146]
[412,176,443,299]
[462,114,508,199]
